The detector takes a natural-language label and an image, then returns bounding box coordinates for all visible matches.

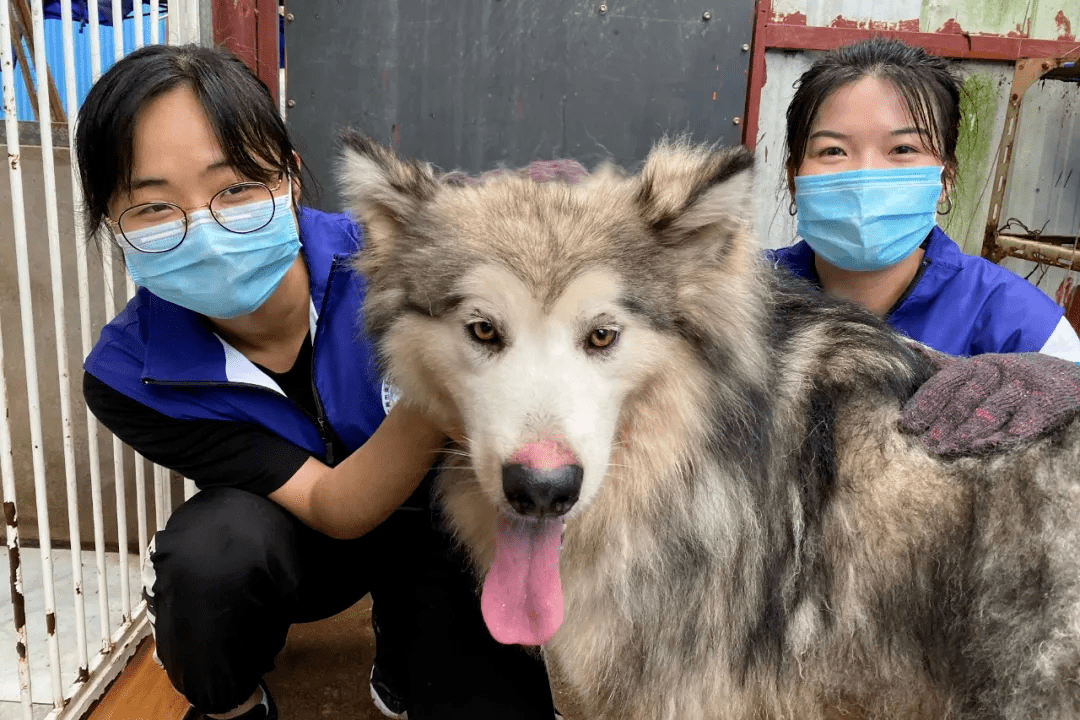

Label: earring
[938,195,953,216]
[788,199,798,216]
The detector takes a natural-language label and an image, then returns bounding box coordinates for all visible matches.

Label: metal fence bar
[28,0,70,708]
[153,466,167,532]
[110,0,122,60]
[39,0,95,698]
[135,456,149,567]
[150,0,160,45]
[83,0,117,661]
[166,0,179,45]
[183,0,201,44]
[133,0,144,49]
[0,1,35,716]
[93,0,128,649]
[87,0,100,79]
[0,330,33,720]
[109,0,138,627]
[0,323,33,720]
[5,0,65,708]
[57,3,111,660]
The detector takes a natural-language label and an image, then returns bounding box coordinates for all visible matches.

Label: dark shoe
[186,682,277,720]
[369,664,408,719]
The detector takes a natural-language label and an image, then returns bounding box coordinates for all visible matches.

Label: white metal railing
[1,2,203,718]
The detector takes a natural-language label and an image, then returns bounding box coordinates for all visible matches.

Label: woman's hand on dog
[901,350,1080,456]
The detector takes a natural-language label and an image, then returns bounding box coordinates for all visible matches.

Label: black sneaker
[369,664,408,719]
[186,682,277,720]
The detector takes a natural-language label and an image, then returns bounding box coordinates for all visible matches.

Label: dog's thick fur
[338,133,1080,720]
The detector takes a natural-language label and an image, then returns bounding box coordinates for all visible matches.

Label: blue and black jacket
[770,226,1080,359]
[84,208,388,462]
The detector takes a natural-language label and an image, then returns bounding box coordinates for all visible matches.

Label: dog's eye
[588,327,619,351]
[468,320,499,344]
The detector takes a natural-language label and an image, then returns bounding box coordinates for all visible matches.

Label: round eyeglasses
[114,177,286,253]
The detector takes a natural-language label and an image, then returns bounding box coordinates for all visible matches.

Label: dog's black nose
[501,463,582,517]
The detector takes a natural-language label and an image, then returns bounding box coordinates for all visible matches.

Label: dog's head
[338,133,761,643]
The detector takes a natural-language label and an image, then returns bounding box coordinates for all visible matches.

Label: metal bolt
[285,12,294,22]
[702,11,712,20]
[598,4,607,13]
[733,116,741,125]
[286,99,296,108]
[742,43,750,51]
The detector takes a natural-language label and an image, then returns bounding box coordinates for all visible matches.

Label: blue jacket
[769,227,1065,357]
[84,208,388,461]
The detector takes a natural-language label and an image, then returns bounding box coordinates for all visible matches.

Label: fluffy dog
[338,133,1080,720]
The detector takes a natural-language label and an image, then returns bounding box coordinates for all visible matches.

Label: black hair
[784,38,962,196]
[75,43,305,246]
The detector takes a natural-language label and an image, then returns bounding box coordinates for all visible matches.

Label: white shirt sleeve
[1038,316,1080,362]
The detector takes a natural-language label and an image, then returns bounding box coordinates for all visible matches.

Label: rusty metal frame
[981,57,1080,268]
[741,0,1080,150]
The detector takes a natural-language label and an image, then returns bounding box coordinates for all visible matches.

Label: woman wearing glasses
[76,45,556,720]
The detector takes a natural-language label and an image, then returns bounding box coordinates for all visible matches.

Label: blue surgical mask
[794,166,943,271]
[122,191,301,318]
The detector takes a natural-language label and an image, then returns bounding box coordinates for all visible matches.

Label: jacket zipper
[143,254,345,464]
[309,255,341,465]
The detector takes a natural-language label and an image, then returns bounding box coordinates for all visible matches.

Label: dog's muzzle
[501,463,582,517]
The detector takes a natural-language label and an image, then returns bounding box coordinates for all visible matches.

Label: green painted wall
[940,71,1001,254]
[921,0,1076,39]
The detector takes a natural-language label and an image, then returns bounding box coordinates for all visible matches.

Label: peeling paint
[3,500,14,526]
[46,612,56,635]
[829,15,920,32]
[1055,10,1075,40]
[937,18,967,34]
[7,152,17,171]
[922,0,1052,40]
[9,548,26,630]
[942,71,998,253]
[775,10,806,26]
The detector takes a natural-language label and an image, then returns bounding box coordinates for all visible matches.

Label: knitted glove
[442,158,589,187]
[900,350,1080,456]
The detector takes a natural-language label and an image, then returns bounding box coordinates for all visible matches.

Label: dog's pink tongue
[481,514,564,646]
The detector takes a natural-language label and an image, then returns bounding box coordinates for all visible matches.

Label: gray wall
[285,0,755,211]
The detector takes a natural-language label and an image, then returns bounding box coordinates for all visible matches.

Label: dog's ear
[635,139,755,251]
[336,130,439,274]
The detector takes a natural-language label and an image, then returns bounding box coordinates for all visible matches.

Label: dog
[337,133,1080,720]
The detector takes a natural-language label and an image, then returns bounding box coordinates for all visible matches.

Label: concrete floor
[263,595,387,720]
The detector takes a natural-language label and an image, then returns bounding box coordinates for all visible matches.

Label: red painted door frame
[212,0,280,103]
[742,0,1080,150]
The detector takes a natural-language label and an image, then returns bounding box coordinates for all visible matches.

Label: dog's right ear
[336,130,439,275]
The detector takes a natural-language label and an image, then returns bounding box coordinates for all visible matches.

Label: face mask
[794,166,943,272]
[122,191,301,318]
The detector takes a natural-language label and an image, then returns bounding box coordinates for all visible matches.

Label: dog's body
[338,135,1080,720]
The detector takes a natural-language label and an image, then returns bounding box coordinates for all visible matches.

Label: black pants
[147,485,555,718]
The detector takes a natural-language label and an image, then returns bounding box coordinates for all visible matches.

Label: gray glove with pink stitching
[900,346,1080,456]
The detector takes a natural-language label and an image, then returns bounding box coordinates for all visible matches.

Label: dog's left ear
[336,130,439,275]
[635,140,755,250]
